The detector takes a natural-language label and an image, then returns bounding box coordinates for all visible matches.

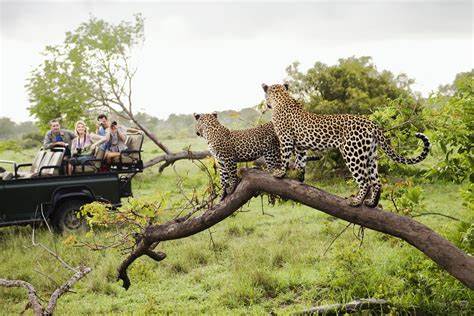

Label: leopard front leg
[295,146,307,182]
[273,135,294,178]
[218,158,238,200]
[263,146,281,174]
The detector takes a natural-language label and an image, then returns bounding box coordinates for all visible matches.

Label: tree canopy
[286,56,416,115]
[26,14,144,132]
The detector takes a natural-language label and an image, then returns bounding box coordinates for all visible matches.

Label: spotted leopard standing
[261,83,430,207]
[194,112,281,199]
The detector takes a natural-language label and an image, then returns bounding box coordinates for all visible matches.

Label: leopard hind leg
[364,140,382,208]
[341,141,371,207]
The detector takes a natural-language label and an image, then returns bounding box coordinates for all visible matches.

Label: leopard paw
[349,197,363,207]
[272,169,286,178]
[363,199,378,208]
[297,171,305,182]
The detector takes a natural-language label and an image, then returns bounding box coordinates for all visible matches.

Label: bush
[425,71,473,183]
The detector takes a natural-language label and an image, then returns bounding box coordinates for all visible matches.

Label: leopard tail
[376,130,430,164]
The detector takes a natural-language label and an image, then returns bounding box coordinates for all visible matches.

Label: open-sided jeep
[0,132,144,233]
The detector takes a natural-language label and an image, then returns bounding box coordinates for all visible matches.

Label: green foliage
[26,14,144,131]
[0,140,22,153]
[80,195,170,232]
[426,70,473,183]
[0,132,42,153]
[286,56,416,115]
[0,118,38,140]
[383,180,426,217]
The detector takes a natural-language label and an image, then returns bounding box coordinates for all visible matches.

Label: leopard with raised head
[261,83,430,208]
[194,112,281,199]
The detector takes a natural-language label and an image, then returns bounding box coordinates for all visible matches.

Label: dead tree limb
[0,266,91,316]
[143,150,211,171]
[297,298,390,315]
[117,168,474,290]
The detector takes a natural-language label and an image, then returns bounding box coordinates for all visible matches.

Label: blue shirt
[98,126,109,150]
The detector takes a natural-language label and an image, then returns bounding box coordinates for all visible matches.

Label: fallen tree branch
[117,168,474,289]
[143,150,211,171]
[0,266,92,316]
[297,298,390,315]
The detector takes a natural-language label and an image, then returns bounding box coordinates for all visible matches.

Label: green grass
[0,138,473,314]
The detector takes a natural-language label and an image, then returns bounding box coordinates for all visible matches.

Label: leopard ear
[193,113,201,120]
[212,111,218,118]
[262,83,269,93]
[283,82,289,91]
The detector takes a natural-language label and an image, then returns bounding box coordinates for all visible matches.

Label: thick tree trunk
[118,169,474,289]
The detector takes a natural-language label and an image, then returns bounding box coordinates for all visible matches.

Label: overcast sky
[1,0,472,122]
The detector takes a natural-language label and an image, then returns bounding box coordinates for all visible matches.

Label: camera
[73,148,82,158]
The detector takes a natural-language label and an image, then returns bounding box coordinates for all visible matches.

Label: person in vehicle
[95,114,141,165]
[43,119,75,156]
[96,114,111,151]
[68,120,105,174]
[103,121,128,164]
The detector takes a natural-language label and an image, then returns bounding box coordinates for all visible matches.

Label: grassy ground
[0,138,473,314]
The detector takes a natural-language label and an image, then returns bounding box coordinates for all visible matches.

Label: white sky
[1,0,472,122]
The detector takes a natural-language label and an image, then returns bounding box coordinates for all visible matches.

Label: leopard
[194,112,281,199]
[261,83,430,208]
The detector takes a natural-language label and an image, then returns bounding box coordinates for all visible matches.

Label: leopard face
[262,83,290,111]
[194,112,218,138]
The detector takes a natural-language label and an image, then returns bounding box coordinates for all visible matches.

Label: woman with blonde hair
[68,120,105,174]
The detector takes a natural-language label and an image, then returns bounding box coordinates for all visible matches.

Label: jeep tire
[53,199,88,233]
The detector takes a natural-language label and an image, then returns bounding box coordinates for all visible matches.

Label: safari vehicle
[0,132,144,233]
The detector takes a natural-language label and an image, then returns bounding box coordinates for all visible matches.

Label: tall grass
[0,138,473,314]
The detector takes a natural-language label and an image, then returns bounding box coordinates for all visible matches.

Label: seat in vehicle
[17,148,65,178]
[110,132,144,167]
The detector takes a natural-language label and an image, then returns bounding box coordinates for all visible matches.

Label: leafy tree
[0,118,17,139]
[286,56,417,115]
[26,14,145,132]
[0,118,38,140]
[426,70,473,183]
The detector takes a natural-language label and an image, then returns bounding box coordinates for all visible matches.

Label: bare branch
[297,298,390,315]
[44,266,92,315]
[0,279,44,315]
[144,150,211,171]
[0,266,92,316]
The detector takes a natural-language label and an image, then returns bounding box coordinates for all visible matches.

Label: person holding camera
[103,120,128,164]
[96,114,140,165]
[69,120,105,174]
